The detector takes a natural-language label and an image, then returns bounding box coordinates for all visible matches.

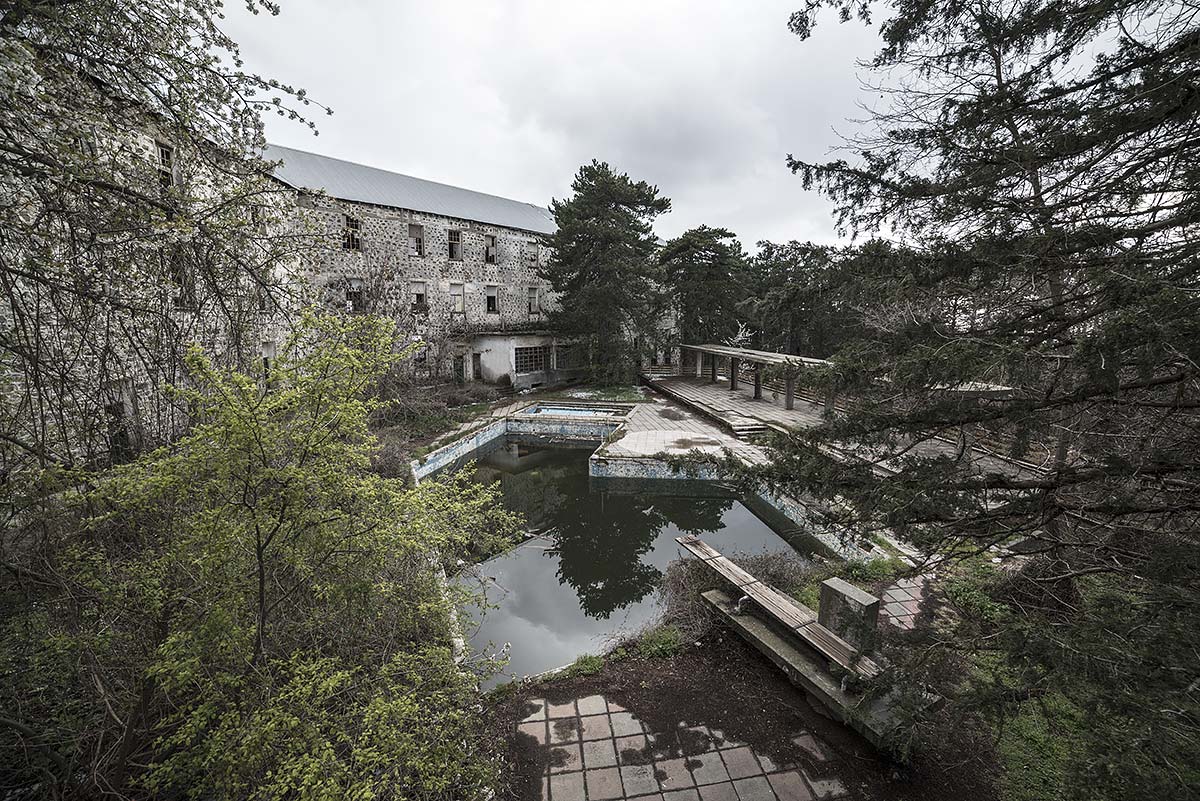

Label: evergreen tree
[659,226,749,346]
[771,1,1200,796]
[541,160,671,384]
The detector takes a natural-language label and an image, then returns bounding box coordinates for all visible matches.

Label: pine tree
[659,225,749,346]
[541,160,671,384]
[770,1,1200,796]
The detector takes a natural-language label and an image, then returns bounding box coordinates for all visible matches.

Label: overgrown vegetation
[0,315,520,798]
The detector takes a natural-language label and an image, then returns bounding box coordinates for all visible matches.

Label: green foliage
[637,625,684,659]
[0,313,520,799]
[540,161,672,383]
[659,226,750,345]
[562,653,605,678]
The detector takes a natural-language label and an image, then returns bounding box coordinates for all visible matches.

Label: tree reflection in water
[475,444,733,619]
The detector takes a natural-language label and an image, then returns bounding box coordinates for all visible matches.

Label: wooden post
[785,375,795,410]
[730,358,740,390]
[696,348,704,378]
[709,354,718,383]
[824,387,836,417]
[753,365,763,400]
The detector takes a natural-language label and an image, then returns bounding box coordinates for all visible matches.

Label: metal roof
[265,143,556,235]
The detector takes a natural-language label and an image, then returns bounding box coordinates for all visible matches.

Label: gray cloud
[224,0,880,248]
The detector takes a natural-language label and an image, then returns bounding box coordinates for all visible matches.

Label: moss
[996,693,1082,801]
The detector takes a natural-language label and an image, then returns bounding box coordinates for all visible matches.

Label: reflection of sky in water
[457,444,802,686]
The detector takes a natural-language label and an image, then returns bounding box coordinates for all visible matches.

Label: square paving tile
[549,771,585,801]
[792,734,834,763]
[576,694,608,716]
[586,767,624,800]
[517,720,548,746]
[621,763,660,796]
[663,790,700,801]
[610,711,644,737]
[548,743,582,773]
[616,733,652,765]
[806,775,847,799]
[607,699,629,713]
[688,751,729,785]
[547,699,577,719]
[655,757,695,790]
[550,717,582,745]
[720,746,762,779]
[583,738,618,769]
[581,713,614,741]
[769,771,814,801]
[756,752,796,773]
[521,699,547,723]
[732,775,776,801]
[540,775,549,801]
[698,782,739,801]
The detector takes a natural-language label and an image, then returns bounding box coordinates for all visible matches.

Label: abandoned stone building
[267,144,581,390]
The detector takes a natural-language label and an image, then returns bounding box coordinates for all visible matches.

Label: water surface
[459,443,803,685]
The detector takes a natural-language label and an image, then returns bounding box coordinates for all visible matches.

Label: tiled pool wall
[411,411,870,560]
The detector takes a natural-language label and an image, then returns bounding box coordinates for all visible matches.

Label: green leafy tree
[770,1,1200,797]
[540,160,671,384]
[0,313,519,799]
[659,225,750,346]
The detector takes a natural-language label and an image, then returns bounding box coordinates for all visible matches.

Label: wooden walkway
[677,535,881,679]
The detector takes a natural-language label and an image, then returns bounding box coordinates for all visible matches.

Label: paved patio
[517,693,849,801]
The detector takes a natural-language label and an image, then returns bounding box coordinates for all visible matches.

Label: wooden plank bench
[677,535,881,680]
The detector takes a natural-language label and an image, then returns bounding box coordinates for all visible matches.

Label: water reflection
[462,444,801,685]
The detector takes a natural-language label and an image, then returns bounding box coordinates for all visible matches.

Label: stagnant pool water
[458,443,806,686]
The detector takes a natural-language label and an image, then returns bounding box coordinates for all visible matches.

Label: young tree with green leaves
[768,1,1200,796]
[659,225,750,346]
[540,160,671,384]
[0,313,519,798]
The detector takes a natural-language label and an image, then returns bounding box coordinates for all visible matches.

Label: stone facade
[288,193,578,388]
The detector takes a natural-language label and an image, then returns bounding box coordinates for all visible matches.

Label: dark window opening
[408,223,424,256]
[343,215,362,251]
[105,399,134,465]
[485,285,499,314]
[156,142,176,194]
[484,234,497,264]
[411,281,426,308]
[450,283,465,313]
[448,230,462,261]
[527,286,539,315]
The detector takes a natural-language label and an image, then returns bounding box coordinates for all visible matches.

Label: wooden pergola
[679,343,830,411]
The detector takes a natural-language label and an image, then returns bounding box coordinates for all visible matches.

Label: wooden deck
[677,535,881,679]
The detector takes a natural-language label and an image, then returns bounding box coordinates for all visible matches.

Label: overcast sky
[223,1,881,248]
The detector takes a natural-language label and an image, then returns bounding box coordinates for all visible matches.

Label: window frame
[527,286,540,315]
[346,276,365,313]
[408,223,424,257]
[485,285,499,315]
[514,345,550,375]
[343,215,362,251]
[447,229,462,261]
[411,280,427,308]
[484,234,497,264]
[449,282,465,314]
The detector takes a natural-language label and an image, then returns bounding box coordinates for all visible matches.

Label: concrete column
[730,358,740,390]
[785,375,795,410]
[753,365,763,400]
[695,348,704,377]
[709,354,717,383]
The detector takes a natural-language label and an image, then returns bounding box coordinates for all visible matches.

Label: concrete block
[818,577,880,652]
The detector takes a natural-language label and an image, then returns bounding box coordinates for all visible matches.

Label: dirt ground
[487,632,999,801]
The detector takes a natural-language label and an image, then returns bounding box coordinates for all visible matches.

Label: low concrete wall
[413,411,870,560]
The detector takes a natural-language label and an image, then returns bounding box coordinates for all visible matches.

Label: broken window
[346,277,365,313]
[164,247,195,309]
[450,283,465,313]
[156,141,177,194]
[448,229,462,261]
[411,280,426,308]
[484,234,497,264]
[555,344,577,370]
[514,346,549,374]
[343,215,362,251]
[485,285,499,314]
[527,286,539,315]
[408,224,424,257]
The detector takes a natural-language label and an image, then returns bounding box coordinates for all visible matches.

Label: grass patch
[561,653,605,678]
[636,624,684,659]
[996,693,1081,801]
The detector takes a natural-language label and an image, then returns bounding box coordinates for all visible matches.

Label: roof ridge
[265,142,549,212]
